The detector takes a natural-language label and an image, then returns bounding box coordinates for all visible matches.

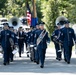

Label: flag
[26,1,31,25]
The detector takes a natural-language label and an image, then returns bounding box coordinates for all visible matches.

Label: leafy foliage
[0,0,76,35]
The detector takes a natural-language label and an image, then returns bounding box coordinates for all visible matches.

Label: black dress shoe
[19,55,21,57]
[10,60,13,62]
[56,58,62,61]
[34,60,36,63]
[36,62,39,64]
[3,63,6,65]
[27,55,29,57]
[67,61,70,64]
[30,57,33,61]
[64,59,67,62]
[56,58,59,60]
[56,57,58,60]
[40,65,44,68]
[10,59,13,62]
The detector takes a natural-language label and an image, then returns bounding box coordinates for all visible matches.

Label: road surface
[0,45,76,75]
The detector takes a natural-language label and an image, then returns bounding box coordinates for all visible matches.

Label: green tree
[40,0,76,35]
[67,0,76,23]
[0,0,8,17]
[36,0,42,22]
[6,0,31,18]
[58,0,76,24]
[41,0,59,36]
[7,0,26,17]
[1,0,76,34]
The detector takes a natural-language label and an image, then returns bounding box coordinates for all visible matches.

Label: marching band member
[27,26,35,61]
[33,23,40,62]
[0,24,17,65]
[60,20,76,64]
[17,27,25,57]
[24,28,30,57]
[9,26,18,62]
[51,24,62,61]
[34,22,50,68]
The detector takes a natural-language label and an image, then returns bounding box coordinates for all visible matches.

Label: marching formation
[0,22,50,68]
[0,17,76,69]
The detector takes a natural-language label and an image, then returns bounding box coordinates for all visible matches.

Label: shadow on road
[0,55,76,74]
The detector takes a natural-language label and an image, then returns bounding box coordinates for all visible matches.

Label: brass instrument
[9,37,19,54]
[55,16,68,52]
[55,16,68,26]
[8,17,21,29]
[9,38,14,50]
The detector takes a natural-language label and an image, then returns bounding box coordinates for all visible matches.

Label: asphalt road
[0,46,76,75]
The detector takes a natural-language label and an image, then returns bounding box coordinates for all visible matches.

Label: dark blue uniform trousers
[54,43,62,59]
[18,40,24,56]
[19,44,24,56]
[35,49,39,62]
[64,45,72,62]
[3,46,11,63]
[10,47,14,61]
[37,48,46,66]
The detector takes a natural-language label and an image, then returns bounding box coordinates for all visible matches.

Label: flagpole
[31,0,38,27]
[33,0,37,18]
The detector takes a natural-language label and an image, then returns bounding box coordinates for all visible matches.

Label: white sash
[37,30,47,46]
